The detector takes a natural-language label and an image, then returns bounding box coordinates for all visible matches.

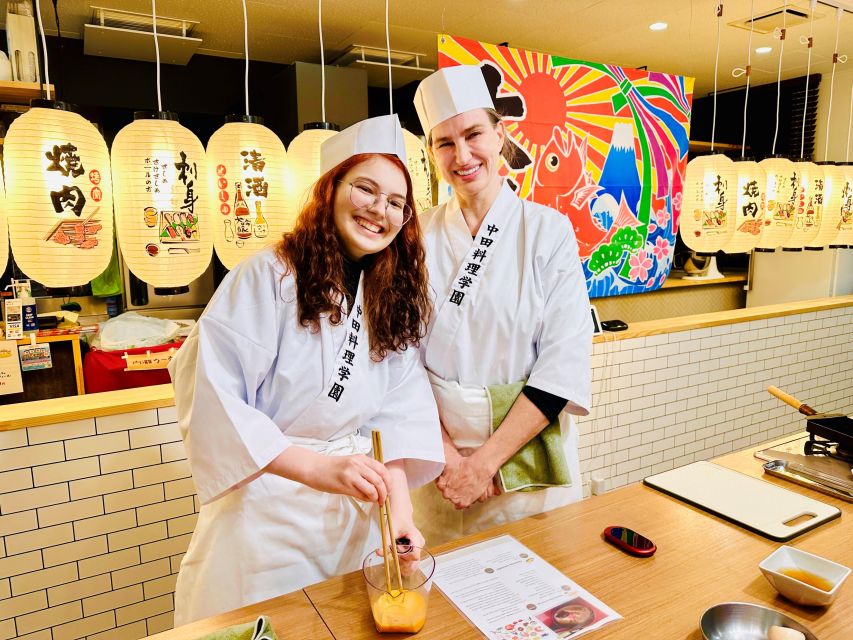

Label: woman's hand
[435,450,495,509]
[266,447,390,504]
[387,515,426,577]
[476,477,502,504]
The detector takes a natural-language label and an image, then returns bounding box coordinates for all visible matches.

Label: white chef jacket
[413,181,592,543]
[168,248,443,624]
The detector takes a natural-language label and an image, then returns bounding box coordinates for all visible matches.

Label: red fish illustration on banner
[532,126,641,259]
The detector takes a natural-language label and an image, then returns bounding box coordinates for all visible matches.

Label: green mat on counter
[195,616,276,640]
[487,381,572,492]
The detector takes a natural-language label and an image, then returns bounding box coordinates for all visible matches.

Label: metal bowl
[700,602,818,640]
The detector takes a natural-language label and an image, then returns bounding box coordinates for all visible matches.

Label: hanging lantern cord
[711,3,722,152]
[151,0,163,112]
[242,0,250,116]
[34,0,52,100]
[740,0,755,159]
[800,0,816,159]
[51,0,62,101]
[823,7,843,162]
[319,0,326,123]
[386,0,393,113]
[772,0,787,156]
[847,60,853,162]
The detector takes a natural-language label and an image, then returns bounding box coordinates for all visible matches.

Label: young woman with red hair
[169,115,443,624]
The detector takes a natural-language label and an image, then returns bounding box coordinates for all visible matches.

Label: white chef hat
[414,65,495,135]
[320,114,407,174]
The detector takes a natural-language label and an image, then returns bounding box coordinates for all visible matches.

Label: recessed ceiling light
[755,46,773,54]
[649,22,668,31]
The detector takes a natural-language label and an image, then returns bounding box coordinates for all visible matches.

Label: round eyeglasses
[339,180,413,227]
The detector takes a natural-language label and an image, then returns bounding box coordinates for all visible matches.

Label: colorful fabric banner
[438,35,694,297]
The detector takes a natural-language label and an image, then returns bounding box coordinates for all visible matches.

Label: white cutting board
[644,461,841,541]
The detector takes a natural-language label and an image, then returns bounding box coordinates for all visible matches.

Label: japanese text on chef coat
[449,224,500,307]
[328,304,364,402]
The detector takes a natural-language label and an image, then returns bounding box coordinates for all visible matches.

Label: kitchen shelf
[0,80,55,104]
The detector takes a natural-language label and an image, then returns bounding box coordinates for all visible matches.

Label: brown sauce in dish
[779,568,834,592]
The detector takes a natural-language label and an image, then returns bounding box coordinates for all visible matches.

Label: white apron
[415,183,592,546]
[170,256,443,625]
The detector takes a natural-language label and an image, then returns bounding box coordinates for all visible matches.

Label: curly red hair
[276,153,430,360]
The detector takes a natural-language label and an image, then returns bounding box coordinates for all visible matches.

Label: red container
[83,341,183,393]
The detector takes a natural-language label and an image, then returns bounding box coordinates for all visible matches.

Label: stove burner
[804,414,853,462]
[803,438,853,462]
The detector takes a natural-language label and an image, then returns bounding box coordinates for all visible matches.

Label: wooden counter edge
[0,384,175,432]
[144,589,333,640]
[593,294,853,343]
[4,295,851,431]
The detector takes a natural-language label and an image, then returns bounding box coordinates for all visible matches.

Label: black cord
[31,1,46,98]
[51,0,63,101]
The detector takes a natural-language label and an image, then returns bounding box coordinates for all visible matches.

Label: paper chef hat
[320,114,407,174]
[414,65,495,135]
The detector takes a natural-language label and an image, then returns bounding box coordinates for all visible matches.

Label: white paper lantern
[112,112,212,290]
[721,159,765,254]
[403,129,433,214]
[4,102,114,287]
[207,116,289,270]
[0,170,7,274]
[832,162,853,248]
[756,155,797,251]
[781,160,822,250]
[286,123,339,219]
[680,154,737,253]
[804,162,841,250]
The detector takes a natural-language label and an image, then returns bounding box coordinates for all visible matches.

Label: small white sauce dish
[759,545,851,606]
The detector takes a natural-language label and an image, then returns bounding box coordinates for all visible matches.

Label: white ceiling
[11,0,853,97]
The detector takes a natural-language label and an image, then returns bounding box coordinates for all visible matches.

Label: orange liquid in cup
[371,589,427,633]
[779,568,834,592]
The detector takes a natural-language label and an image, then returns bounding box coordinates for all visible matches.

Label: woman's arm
[387,460,425,571]
[265,446,392,504]
[436,393,548,509]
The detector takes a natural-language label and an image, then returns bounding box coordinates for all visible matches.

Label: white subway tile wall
[0,409,195,639]
[0,305,851,638]
[577,306,853,492]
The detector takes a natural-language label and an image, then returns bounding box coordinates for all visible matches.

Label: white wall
[814,67,853,164]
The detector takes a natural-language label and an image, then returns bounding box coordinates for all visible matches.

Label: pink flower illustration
[652,236,670,261]
[673,191,683,213]
[655,207,670,228]
[628,250,652,282]
[647,222,657,233]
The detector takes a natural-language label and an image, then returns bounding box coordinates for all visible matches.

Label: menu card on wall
[433,535,620,639]
[0,340,24,395]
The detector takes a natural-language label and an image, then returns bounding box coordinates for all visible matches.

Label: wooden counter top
[660,272,748,289]
[0,383,175,431]
[151,435,852,639]
[593,294,853,343]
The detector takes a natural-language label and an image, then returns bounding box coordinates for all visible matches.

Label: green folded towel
[487,381,572,492]
[195,616,277,640]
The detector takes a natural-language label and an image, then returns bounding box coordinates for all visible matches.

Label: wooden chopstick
[371,430,403,593]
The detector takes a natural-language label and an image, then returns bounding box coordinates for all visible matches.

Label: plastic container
[362,546,435,633]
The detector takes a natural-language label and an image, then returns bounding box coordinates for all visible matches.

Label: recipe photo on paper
[432,535,620,639]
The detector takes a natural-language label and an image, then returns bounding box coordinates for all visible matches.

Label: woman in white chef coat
[411,66,593,544]
[169,114,444,624]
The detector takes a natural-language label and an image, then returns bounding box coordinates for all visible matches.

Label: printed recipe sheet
[433,535,620,639]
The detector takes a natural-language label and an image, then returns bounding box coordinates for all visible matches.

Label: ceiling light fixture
[755,46,772,53]
[649,22,668,31]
